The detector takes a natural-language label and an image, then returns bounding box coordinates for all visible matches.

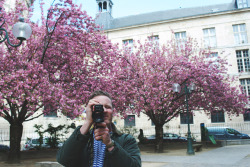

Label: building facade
[95,0,250,140]
[3,0,34,11]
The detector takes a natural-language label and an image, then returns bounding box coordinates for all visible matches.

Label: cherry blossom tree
[113,37,248,153]
[0,0,123,162]
[1,0,248,162]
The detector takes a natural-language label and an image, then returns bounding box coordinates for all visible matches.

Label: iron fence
[117,122,250,142]
[1,122,250,144]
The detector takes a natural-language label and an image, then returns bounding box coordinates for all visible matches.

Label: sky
[31,0,233,22]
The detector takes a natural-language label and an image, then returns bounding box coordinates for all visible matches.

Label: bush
[119,126,138,138]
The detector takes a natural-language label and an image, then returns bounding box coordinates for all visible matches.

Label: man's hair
[88,90,112,104]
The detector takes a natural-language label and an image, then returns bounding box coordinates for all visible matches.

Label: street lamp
[0,17,32,47]
[172,82,196,155]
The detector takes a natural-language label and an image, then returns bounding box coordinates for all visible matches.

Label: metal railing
[1,122,250,144]
[117,122,250,142]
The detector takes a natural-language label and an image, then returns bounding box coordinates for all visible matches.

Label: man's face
[92,95,113,124]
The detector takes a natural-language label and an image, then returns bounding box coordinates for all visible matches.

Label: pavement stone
[141,144,250,167]
[31,144,250,167]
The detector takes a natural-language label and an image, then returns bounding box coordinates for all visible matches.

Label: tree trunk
[7,121,23,163]
[154,124,164,153]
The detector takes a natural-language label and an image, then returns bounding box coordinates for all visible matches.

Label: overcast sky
[31,0,233,21]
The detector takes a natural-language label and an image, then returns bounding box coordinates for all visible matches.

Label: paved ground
[1,144,250,167]
[142,144,250,167]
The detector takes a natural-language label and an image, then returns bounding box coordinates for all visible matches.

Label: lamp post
[0,17,32,47]
[172,82,195,155]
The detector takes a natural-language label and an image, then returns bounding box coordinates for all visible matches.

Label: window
[226,128,240,135]
[175,31,186,48]
[203,28,217,48]
[206,52,218,61]
[103,1,107,11]
[233,24,248,44]
[44,111,57,117]
[205,52,219,68]
[66,113,74,119]
[211,111,225,123]
[151,120,155,126]
[180,113,193,124]
[237,0,248,8]
[122,39,133,52]
[44,104,57,117]
[210,53,218,58]
[240,79,250,96]
[98,2,102,12]
[175,31,186,40]
[148,35,159,47]
[244,109,250,121]
[124,115,135,127]
[236,50,250,72]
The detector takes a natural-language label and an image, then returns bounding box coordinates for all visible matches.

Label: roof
[101,1,240,30]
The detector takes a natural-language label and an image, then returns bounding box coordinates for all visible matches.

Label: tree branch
[24,104,44,120]
[18,100,28,121]
[1,108,12,123]
[25,112,44,122]
[41,11,65,64]
[6,99,17,119]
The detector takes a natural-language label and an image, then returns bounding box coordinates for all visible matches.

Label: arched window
[103,1,107,11]
[98,2,102,12]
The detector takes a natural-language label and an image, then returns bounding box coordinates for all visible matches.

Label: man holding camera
[57,90,141,167]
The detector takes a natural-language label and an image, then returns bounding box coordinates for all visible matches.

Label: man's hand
[85,99,102,124]
[94,122,112,146]
[80,99,100,135]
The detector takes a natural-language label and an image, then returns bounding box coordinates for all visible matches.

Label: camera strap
[93,133,106,167]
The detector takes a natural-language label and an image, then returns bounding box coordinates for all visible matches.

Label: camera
[92,104,104,123]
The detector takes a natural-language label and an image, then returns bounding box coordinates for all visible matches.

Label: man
[57,90,141,167]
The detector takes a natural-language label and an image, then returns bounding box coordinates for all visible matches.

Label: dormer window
[237,0,248,8]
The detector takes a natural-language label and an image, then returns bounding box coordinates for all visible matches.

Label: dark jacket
[57,124,141,167]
